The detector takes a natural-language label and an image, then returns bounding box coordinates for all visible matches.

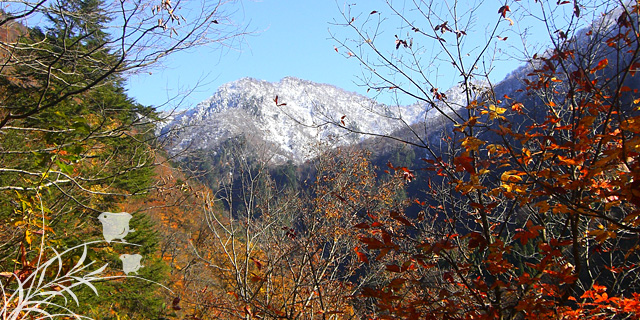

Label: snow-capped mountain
[159,3,638,166]
[160,77,433,164]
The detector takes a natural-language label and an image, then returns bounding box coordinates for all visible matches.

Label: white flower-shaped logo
[119,254,144,275]
[98,212,135,243]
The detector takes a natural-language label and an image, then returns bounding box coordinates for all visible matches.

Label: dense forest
[2,0,640,319]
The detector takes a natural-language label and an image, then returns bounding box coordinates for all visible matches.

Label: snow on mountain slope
[160,4,639,166]
[161,77,431,164]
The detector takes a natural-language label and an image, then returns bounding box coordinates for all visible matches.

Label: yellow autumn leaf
[487,144,506,155]
[25,230,32,245]
[489,104,506,114]
[461,136,486,151]
[484,104,506,120]
[501,170,523,182]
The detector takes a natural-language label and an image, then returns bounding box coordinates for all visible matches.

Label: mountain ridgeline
[160,4,640,199]
[160,76,435,164]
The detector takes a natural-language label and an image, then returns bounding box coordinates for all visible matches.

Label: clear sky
[124,0,599,110]
[126,1,364,110]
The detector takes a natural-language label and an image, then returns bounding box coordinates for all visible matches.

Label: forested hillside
[0,0,236,318]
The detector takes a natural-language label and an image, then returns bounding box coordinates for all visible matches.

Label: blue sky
[124,0,590,110]
[126,1,360,109]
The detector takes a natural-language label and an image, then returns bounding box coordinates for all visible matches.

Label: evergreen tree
[0,1,178,318]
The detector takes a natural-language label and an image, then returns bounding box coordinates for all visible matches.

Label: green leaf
[71,121,91,134]
[56,160,74,175]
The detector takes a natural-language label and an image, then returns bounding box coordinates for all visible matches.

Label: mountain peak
[161,77,427,164]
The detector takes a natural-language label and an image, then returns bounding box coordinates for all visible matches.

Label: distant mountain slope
[160,77,428,163]
[160,4,638,167]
